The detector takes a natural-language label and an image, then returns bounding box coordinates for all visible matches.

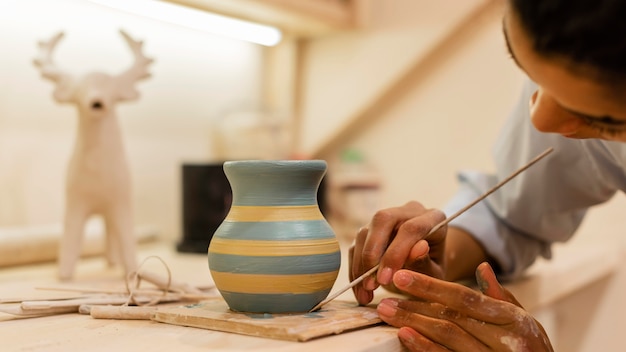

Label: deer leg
[104,203,137,276]
[59,201,90,281]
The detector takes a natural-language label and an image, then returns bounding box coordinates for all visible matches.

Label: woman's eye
[587,124,626,137]
[577,114,626,136]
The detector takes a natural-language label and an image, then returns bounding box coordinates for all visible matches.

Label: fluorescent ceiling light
[88,0,282,46]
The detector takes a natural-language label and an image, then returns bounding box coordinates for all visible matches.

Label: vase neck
[224,161,326,206]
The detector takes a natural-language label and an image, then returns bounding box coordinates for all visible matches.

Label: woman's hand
[349,201,448,305]
[376,263,554,352]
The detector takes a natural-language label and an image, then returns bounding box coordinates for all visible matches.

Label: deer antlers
[116,29,154,101]
[33,29,153,102]
[33,32,75,102]
[34,32,70,82]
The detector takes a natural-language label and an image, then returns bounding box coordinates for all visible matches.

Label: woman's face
[503,6,626,141]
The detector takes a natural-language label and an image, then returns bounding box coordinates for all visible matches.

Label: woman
[350,0,626,350]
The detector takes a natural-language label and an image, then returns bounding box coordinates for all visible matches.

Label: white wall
[300,0,524,220]
[344,2,524,210]
[0,0,264,240]
[298,0,491,157]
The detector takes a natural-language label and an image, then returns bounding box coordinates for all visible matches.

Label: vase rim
[224,160,326,167]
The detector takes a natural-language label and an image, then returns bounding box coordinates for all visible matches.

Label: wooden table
[0,241,405,352]
[1,238,620,351]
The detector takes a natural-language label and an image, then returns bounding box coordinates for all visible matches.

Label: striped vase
[208,160,341,313]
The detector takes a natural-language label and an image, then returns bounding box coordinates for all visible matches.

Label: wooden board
[152,297,382,342]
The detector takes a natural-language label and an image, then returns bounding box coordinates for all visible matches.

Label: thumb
[475,262,523,308]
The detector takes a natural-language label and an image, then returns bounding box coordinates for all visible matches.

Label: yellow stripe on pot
[225,205,323,222]
[210,271,339,294]
[208,238,339,256]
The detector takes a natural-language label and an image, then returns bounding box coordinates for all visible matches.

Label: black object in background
[177,163,232,253]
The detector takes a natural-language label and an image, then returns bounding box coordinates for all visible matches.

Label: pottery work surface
[153,297,381,342]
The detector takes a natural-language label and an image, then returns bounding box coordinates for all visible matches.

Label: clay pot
[208,160,341,313]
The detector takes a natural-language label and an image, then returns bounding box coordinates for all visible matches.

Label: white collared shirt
[444,79,625,280]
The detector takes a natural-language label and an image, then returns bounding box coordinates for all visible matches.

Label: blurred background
[0,0,528,244]
[1,1,625,350]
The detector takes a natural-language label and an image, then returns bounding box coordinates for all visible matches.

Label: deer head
[34,29,153,118]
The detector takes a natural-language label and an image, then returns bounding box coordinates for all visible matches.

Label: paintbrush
[309,147,554,312]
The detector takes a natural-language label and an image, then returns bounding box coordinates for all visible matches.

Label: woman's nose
[529,89,581,135]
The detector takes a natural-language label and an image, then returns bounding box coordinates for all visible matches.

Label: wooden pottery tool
[20,295,130,311]
[88,305,157,320]
[310,147,554,312]
[0,304,78,317]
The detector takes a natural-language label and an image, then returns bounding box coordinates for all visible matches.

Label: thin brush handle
[309,147,554,312]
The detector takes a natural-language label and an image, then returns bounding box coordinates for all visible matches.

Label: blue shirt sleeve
[444,79,621,280]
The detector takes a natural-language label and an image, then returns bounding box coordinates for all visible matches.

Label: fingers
[475,262,523,308]
[349,202,446,304]
[350,227,375,305]
[361,207,413,283]
[391,269,522,324]
[351,202,427,290]
[475,264,554,350]
[404,239,445,279]
[378,299,490,352]
[376,207,446,285]
[397,327,453,352]
[381,269,555,352]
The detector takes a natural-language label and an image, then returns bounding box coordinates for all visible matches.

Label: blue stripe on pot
[213,220,336,240]
[220,291,331,313]
[208,252,341,274]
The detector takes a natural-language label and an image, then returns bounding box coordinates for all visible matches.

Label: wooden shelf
[164,0,369,36]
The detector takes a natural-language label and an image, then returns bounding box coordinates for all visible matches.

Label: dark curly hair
[510,0,626,82]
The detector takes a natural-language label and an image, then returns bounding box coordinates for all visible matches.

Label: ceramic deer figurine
[34,29,153,280]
